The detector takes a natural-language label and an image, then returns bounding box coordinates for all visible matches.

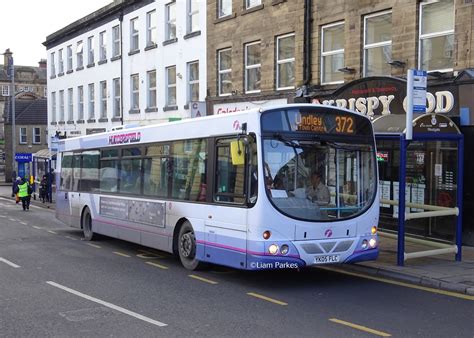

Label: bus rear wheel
[82,207,95,241]
[178,221,202,270]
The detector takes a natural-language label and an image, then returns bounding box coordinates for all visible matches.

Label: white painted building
[44,0,207,146]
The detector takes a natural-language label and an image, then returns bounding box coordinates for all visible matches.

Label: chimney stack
[38,59,47,69]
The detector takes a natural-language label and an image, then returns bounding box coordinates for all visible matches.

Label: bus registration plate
[314,255,340,264]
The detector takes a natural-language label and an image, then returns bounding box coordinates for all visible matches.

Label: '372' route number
[335,116,354,134]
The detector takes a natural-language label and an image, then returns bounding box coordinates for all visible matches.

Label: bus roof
[58,104,369,152]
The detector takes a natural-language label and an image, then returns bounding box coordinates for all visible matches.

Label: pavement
[0,183,473,296]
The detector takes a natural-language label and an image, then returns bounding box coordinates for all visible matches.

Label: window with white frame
[112,25,121,57]
[218,0,232,18]
[245,41,261,93]
[187,0,199,33]
[166,2,176,40]
[1,85,9,97]
[88,83,95,119]
[364,11,392,77]
[99,31,107,61]
[166,66,176,106]
[187,61,199,102]
[67,45,73,71]
[100,81,107,118]
[147,70,157,108]
[276,33,295,90]
[88,36,94,65]
[76,41,84,68]
[321,22,345,84]
[246,0,261,10]
[218,48,232,96]
[50,52,56,76]
[68,88,74,121]
[58,49,64,74]
[131,74,139,110]
[59,90,65,121]
[130,18,139,51]
[51,92,56,122]
[147,10,157,46]
[419,0,454,72]
[33,127,41,144]
[19,127,27,144]
[78,86,84,120]
[113,78,121,117]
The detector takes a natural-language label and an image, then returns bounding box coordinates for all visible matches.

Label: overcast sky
[1,0,112,67]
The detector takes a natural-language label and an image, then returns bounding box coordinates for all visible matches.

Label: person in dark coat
[12,176,21,203]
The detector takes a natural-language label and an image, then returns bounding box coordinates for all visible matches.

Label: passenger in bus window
[306,171,330,205]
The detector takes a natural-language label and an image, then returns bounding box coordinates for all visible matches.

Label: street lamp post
[3,49,16,181]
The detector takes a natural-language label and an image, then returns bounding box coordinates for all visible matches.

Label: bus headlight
[268,244,279,255]
[369,238,377,248]
[361,239,368,250]
[280,244,289,255]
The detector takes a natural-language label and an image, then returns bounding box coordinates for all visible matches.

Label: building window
[51,92,56,122]
[100,81,107,118]
[113,78,121,117]
[88,83,95,119]
[187,0,199,33]
[59,90,65,121]
[67,45,73,71]
[321,22,345,84]
[166,66,176,106]
[1,85,9,97]
[50,52,56,76]
[88,36,94,65]
[33,127,41,144]
[99,31,107,61]
[364,11,392,77]
[187,61,199,103]
[246,0,261,9]
[147,70,157,109]
[68,88,74,121]
[78,86,84,120]
[419,0,454,72]
[218,48,232,96]
[166,2,176,40]
[147,10,157,46]
[58,49,64,74]
[245,41,261,93]
[130,18,139,51]
[76,41,84,68]
[19,127,27,144]
[276,33,295,90]
[112,25,121,57]
[131,74,139,110]
[218,0,232,18]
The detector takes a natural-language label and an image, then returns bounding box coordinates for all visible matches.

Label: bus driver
[306,171,330,205]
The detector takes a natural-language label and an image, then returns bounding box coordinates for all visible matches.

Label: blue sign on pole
[412,70,427,113]
[15,153,32,163]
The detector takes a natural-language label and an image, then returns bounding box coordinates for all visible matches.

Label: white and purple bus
[56,104,379,270]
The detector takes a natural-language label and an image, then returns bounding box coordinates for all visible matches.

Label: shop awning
[372,113,461,135]
[33,148,56,159]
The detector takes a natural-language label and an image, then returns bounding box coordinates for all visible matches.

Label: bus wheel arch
[174,218,202,270]
[81,206,95,241]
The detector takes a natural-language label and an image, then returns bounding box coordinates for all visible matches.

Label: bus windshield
[261,107,376,222]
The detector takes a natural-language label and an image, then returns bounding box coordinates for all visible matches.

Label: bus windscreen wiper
[273,133,302,148]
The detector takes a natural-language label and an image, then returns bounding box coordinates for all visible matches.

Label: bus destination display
[294,112,356,134]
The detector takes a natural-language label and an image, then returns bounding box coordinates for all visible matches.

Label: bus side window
[215,138,245,204]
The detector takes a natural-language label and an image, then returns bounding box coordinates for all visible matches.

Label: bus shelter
[373,113,464,265]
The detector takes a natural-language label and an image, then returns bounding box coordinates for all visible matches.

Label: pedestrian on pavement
[17,177,32,211]
[12,176,21,204]
[39,175,48,203]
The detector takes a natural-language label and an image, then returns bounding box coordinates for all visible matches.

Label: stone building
[0,59,47,140]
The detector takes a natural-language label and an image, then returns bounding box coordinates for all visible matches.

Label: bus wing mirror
[230,140,245,166]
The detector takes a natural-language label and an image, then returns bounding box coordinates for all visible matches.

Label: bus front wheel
[82,207,95,241]
[178,221,201,270]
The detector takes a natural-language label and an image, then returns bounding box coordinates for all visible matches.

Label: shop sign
[15,153,32,162]
[413,114,460,134]
[86,128,106,135]
[214,99,287,115]
[312,77,457,118]
[191,101,207,118]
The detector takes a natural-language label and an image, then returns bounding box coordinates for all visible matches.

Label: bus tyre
[178,221,201,270]
[82,208,95,241]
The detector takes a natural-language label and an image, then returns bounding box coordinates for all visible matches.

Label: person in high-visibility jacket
[17,177,31,211]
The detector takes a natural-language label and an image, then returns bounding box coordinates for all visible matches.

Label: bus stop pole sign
[406,69,427,141]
